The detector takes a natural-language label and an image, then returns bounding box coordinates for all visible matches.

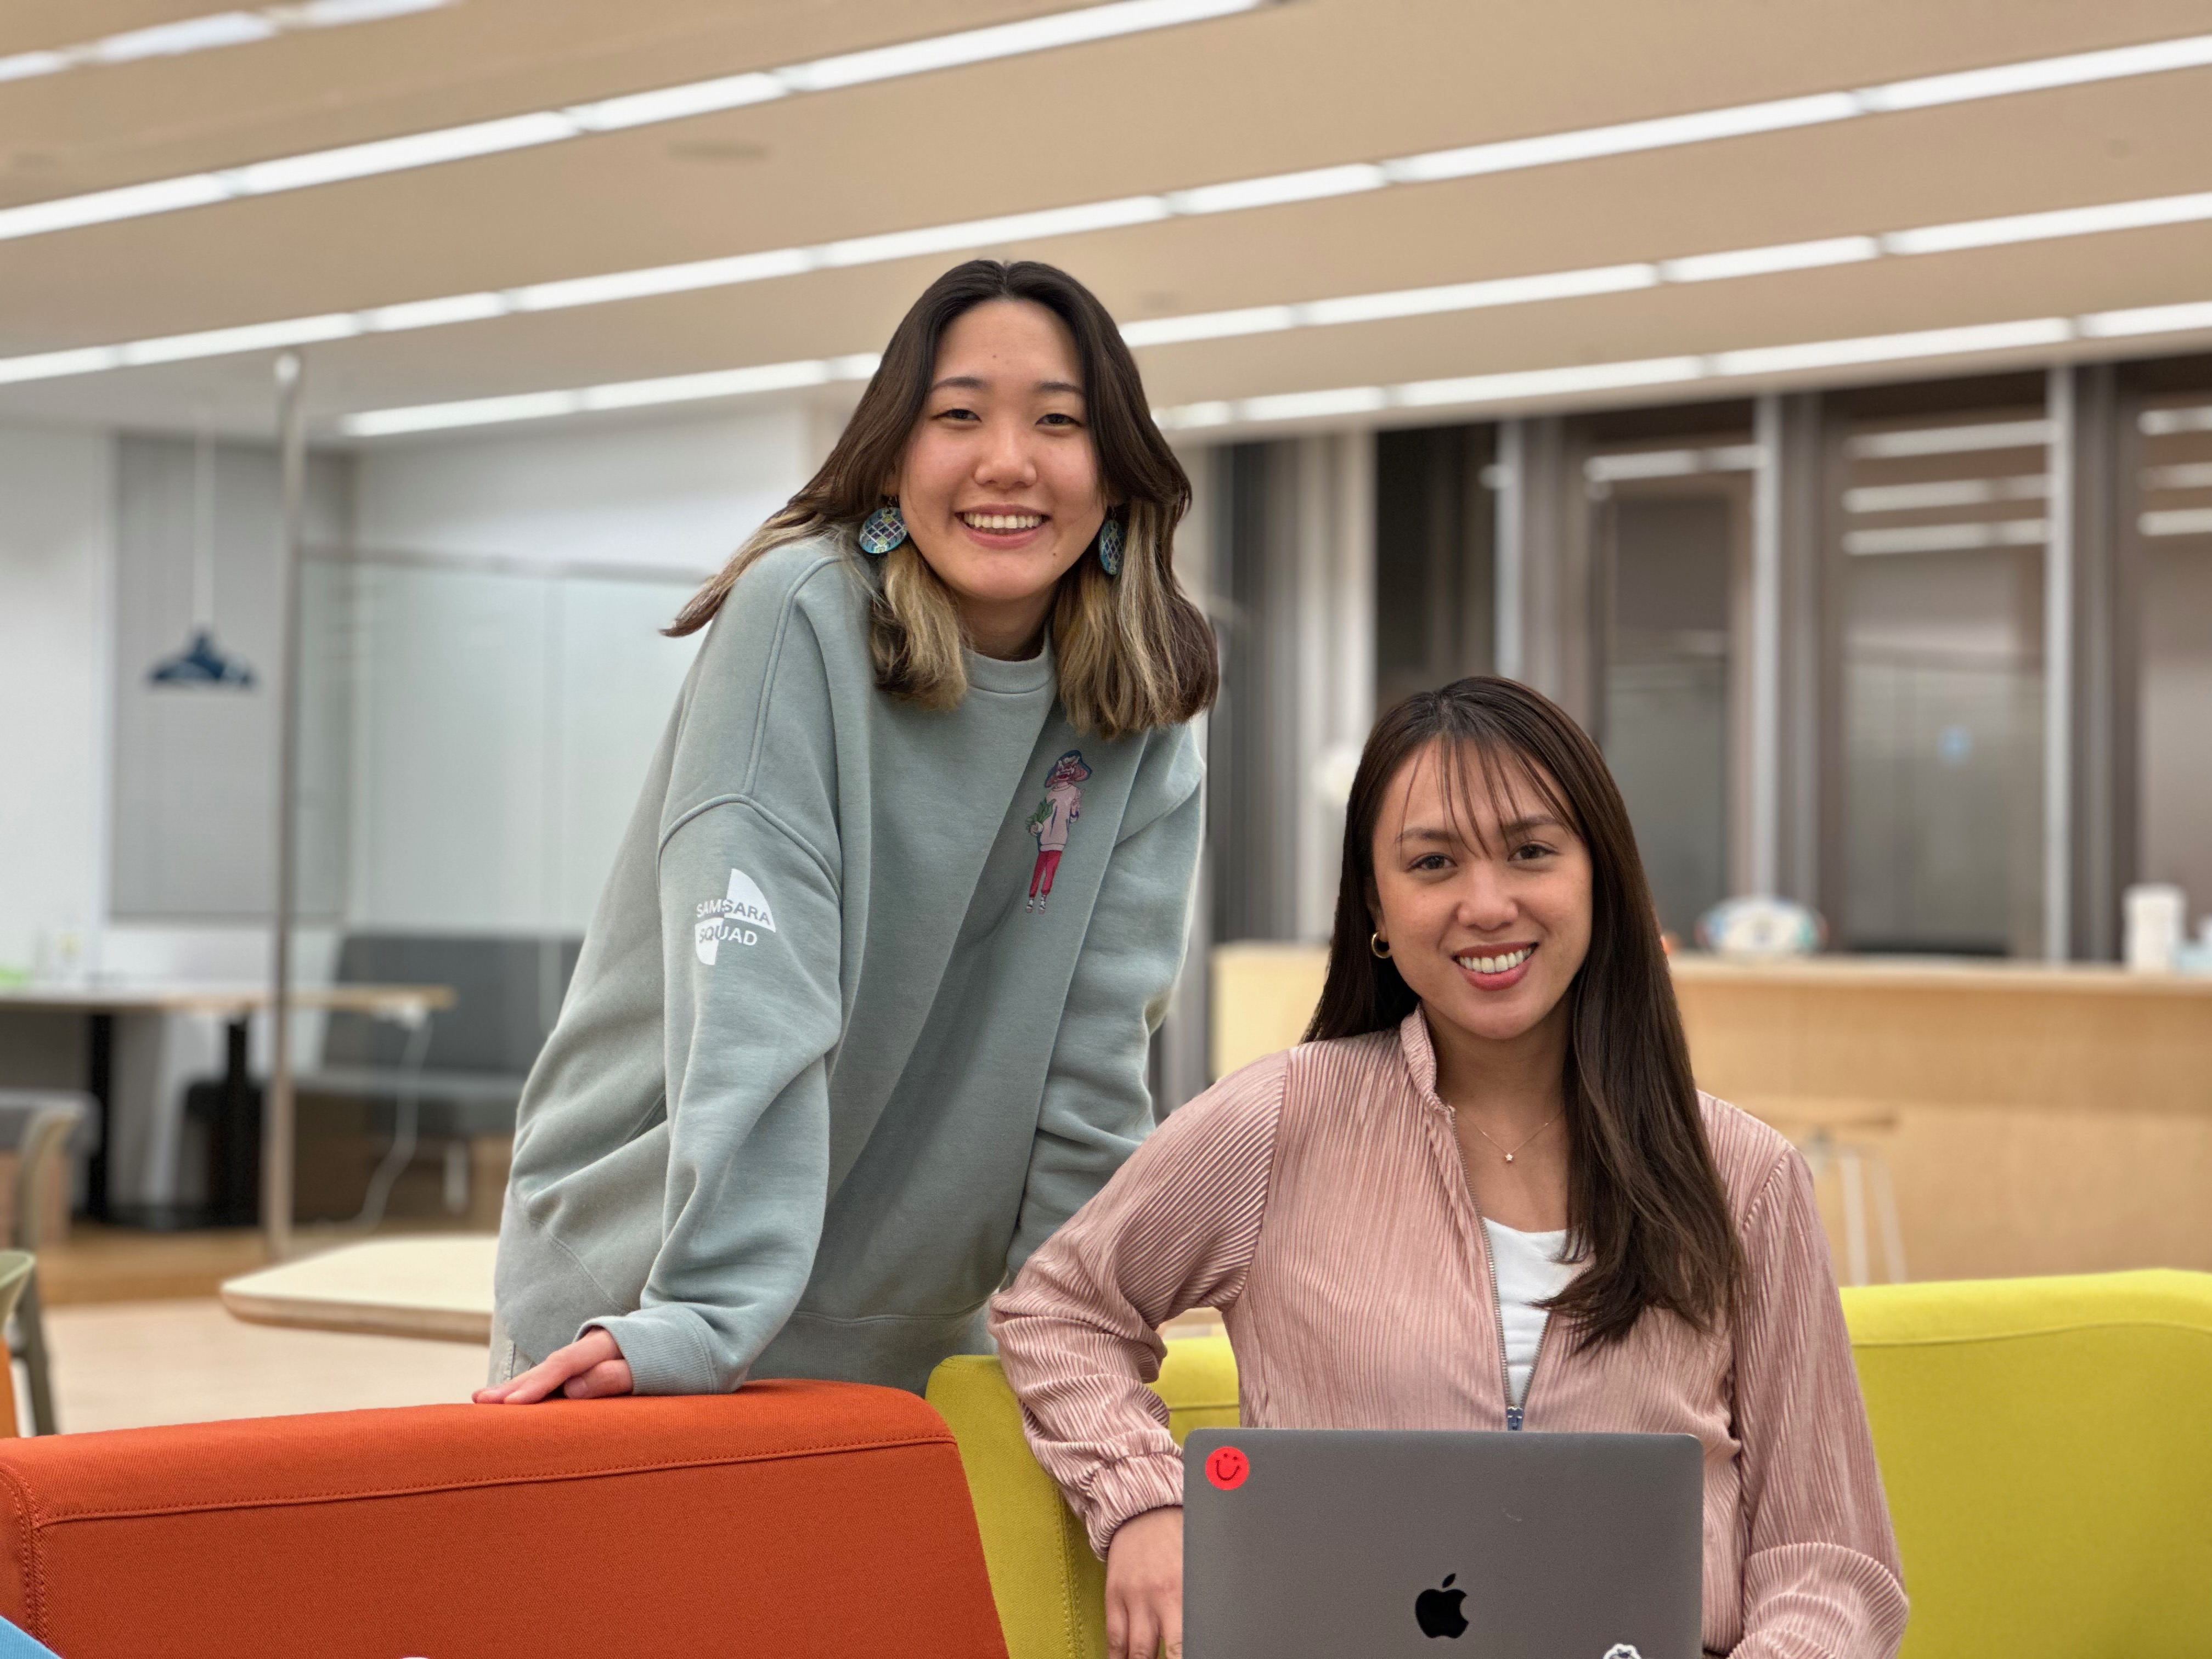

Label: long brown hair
[669,259,1217,740]
[1305,677,1741,1348]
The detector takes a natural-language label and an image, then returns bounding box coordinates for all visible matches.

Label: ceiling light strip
[14,182,2212,390]
[0,0,452,86]
[0,0,1262,240]
[334,302,2212,438]
[1151,305,2212,431]
[1,22,2208,251]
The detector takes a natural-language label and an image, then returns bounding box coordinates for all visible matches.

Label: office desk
[222,1233,496,1343]
[0,983,454,1223]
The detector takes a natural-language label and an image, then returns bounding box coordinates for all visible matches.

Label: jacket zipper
[1479,1219,1548,1431]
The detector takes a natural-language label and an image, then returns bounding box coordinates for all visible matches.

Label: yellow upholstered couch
[928,1270,2212,1659]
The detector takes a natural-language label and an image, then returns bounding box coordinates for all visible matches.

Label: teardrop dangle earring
[858,500,909,557]
[1095,515,1124,577]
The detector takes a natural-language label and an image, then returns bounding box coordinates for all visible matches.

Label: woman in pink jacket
[991,676,1906,1659]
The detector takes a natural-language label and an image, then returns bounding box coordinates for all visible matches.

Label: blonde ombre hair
[669,260,1217,741]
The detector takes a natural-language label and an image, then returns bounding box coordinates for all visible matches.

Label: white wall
[0,424,111,975]
[354,407,809,572]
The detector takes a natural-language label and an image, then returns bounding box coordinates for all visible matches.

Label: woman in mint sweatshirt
[478,259,1217,1403]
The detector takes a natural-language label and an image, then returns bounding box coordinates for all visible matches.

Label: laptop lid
[1182,1427,1702,1659]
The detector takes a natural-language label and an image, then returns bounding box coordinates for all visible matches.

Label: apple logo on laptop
[1413,1574,1468,1639]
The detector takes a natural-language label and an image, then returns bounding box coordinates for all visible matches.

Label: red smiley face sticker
[1204,1445,1250,1491]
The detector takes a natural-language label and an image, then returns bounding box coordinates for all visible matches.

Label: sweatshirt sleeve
[586,797,845,1396]
[1730,1149,1910,1659]
[1005,729,1204,1275]
[990,1053,1283,1558]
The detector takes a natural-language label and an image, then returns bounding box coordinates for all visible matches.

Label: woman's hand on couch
[473,1327,634,1404]
[1104,1505,1183,1659]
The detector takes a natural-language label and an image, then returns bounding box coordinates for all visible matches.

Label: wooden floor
[39,1219,481,1307]
[36,1298,491,1435]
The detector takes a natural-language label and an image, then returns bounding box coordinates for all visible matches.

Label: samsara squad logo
[696,868,777,964]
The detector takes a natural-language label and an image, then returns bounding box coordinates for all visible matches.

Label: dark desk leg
[215,1017,259,1227]
[85,1013,112,1222]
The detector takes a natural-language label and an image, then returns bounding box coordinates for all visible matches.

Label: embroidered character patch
[1024,749,1091,914]
[696,868,777,964]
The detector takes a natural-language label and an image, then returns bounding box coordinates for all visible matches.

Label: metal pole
[264,351,307,1262]
[1750,395,1785,896]
[2044,367,2074,963]
[1495,421,1526,681]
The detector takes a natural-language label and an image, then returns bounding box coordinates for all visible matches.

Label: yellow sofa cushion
[926,1337,1235,1659]
[936,1273,2212,1659]
[1840,1268,2212,1659]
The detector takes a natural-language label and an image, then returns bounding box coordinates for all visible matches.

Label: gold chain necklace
[1467,1111,1560,1165]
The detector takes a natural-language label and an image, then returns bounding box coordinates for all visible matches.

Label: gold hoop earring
[1370,932,1391,959]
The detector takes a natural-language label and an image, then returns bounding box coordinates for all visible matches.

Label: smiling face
[891,297,1109,658]
[1368,739,1594,1051]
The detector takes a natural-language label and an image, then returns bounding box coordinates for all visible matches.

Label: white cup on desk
[2123,884,2187,973]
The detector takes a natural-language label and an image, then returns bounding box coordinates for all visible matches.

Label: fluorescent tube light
[229,112,580,193]
[347,390,585,435]
[0,0,455,88]
[1858,32,2212,111]
[1843,520,2048,555]
[817,197,1169,266]
[567,75,787,132]
[1884,191,2212,255]
[1301,264,1660,324]
[2141,406,2212,435]
[93,13,278,62]
[1167,164,1387,215]
[2141,507,2212,536]
[780,0,1259,91]
[1385,94,1861,183]
[1120,306,1297,346]
[119,313,363,365]
[1711,319,2071,377]
[0,53,70,83]
[2079,300,2212,338]
[0,176,233,239]
[1848,421,2054,458]
[340,353,882,435]
[1846,477,2047,512]
[0,346,127,386]
[508,250,816,311]
[1235,387,1391,422]
[1586,444,1761,482]
[1660,237,1880,282]
[270,0,454,25]
[1401,359,1708,408]
[358,292,510,330]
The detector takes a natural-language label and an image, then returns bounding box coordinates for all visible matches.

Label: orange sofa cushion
[0,1381,1008,1659]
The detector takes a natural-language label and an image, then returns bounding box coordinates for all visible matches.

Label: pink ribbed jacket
[989,1013,1908,1659]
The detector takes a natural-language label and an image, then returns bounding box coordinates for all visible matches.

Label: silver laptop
[1183,1428,1702,1659]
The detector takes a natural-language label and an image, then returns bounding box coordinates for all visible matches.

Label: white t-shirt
[1481,1217,1579,1407]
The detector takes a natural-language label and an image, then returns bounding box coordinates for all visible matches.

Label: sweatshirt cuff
[1079,1450,1186,1559]
[587,1309,732,1396]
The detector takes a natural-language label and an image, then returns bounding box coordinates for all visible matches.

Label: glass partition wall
[1582,411,1756,944]
[2133,369,2212,927]
[1832,383,2052,957]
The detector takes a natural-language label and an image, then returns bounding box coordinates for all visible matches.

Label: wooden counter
[1212,945,2212,1280]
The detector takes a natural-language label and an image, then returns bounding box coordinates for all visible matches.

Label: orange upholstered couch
[0,1382,1008,1658]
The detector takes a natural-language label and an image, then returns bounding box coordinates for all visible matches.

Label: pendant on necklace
[1504,1153,1515,1163]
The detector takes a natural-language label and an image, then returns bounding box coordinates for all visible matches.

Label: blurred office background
[1,0,2209,1311]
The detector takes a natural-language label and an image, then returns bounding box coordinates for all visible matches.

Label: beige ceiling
[3,0,2211,441]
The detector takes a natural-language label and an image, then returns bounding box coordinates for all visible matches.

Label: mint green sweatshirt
[493,532,1204,1396]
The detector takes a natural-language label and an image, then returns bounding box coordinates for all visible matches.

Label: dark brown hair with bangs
[1305,676,1742,1349]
